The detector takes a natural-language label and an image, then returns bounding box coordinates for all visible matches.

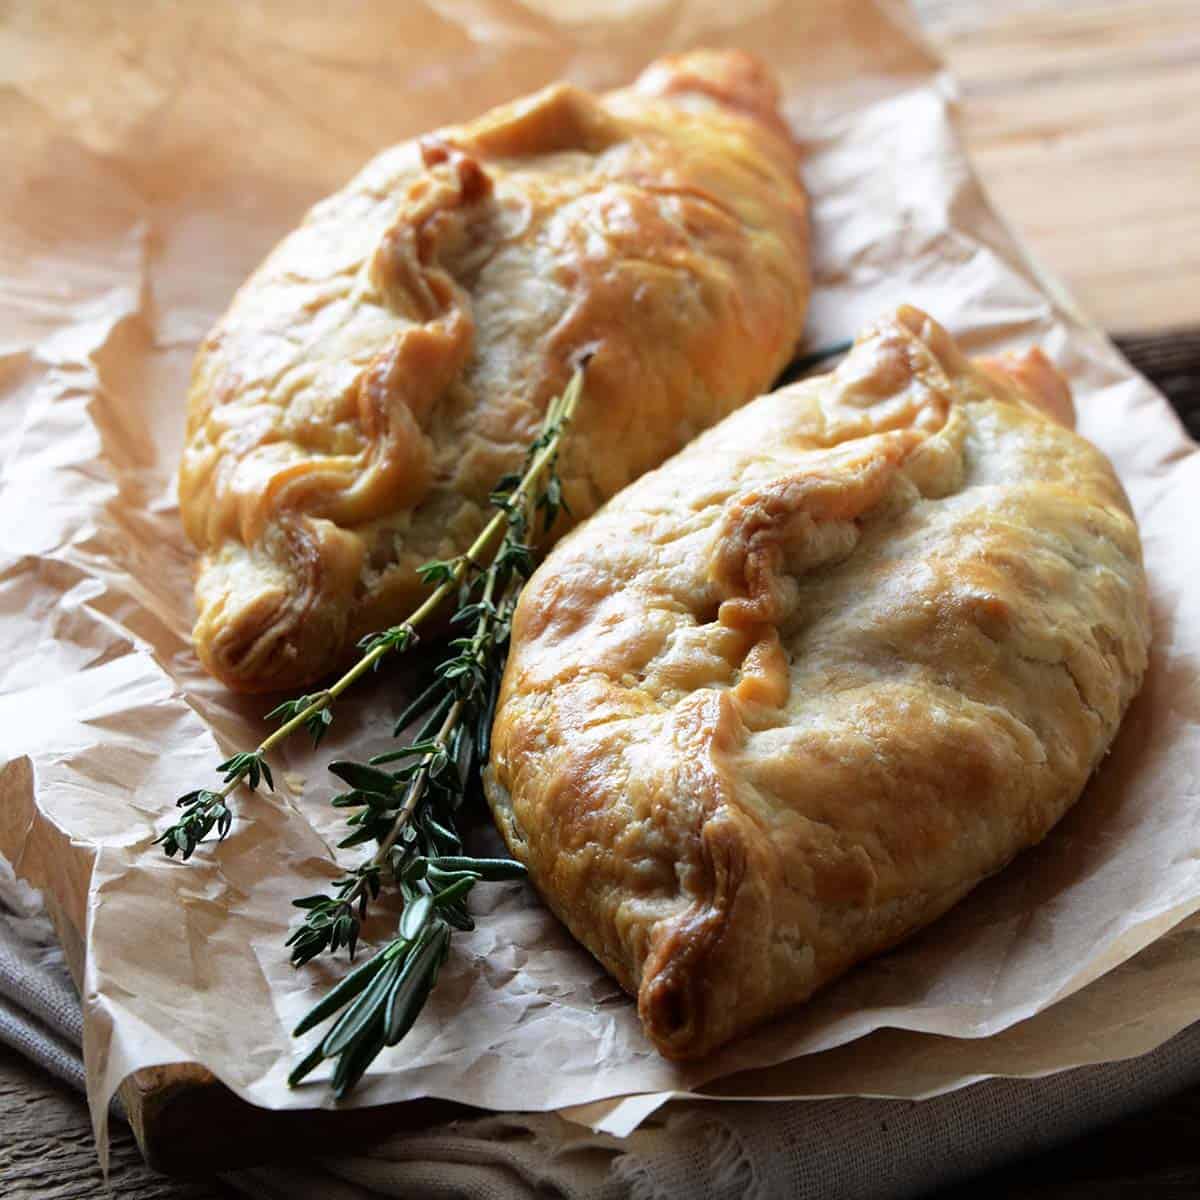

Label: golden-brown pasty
[181,50,810,692]
[486,307,1150,1060]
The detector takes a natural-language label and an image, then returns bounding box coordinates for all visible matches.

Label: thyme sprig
[157,366,585,861]
[286,368,583,1096]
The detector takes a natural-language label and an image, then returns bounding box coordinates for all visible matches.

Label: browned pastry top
[181,50,810,692]
[487,307,1150,1059]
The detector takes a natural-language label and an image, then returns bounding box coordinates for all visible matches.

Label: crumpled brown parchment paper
[1,0,1198,1150]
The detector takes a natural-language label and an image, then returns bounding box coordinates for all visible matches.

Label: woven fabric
[5,854,1200,1199]
[0,858,86,1093]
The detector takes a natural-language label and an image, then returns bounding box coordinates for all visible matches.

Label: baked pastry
[486,307,1150,1059]
[180,50,810,693]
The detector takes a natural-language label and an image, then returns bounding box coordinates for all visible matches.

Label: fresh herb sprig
[157,366,585,861]
[286,368,583,1096]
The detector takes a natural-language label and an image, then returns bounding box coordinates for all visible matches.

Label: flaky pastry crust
[486,307,1150,1059]
[180,50,810,692]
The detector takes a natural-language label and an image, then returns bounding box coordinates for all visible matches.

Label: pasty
[486,306,1150,1059]
[180,50,810,692]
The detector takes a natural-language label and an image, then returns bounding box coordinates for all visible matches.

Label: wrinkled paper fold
[1,0,1198,1147]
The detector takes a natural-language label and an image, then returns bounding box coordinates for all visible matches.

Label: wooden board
[0,1043,235,1200]
[2,0,1198,1184]
[922,0,1200,332]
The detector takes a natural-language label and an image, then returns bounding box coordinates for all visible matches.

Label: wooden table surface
[2,1,1197,1197]
[922,0,1200,333]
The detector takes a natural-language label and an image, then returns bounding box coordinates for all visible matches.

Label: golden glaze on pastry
[486,307,1150,1059]
[181,50,810,692]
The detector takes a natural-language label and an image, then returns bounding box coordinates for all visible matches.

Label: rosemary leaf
[175,367,586,1098]
[331,1016,387,1099]
[292,946,395,1038]
[286,1041,327,1089]
[321,956,404,1058]
[399,894,434,942]
[327,761,397,796]
[384,926,449,1045]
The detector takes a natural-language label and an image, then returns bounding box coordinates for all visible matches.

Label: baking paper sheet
[1,0,1198,1148]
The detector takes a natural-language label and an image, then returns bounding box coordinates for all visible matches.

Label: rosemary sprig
[285,369,582,1096]
[157,366,585,861]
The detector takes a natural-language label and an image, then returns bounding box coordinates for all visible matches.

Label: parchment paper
[2,0,1198,1151]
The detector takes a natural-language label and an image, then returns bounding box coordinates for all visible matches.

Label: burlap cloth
[6,854,1200,1199]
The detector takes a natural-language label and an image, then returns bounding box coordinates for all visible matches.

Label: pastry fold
[181,50,810,692]
[486,307,1150,1059]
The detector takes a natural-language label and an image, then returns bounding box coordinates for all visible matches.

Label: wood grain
[1114,331,1200,436]
[916,0,1200,332]
[0,1043,233,1200]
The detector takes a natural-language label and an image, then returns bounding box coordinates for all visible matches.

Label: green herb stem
[158,366,585,861]
[282,366,585,1096]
